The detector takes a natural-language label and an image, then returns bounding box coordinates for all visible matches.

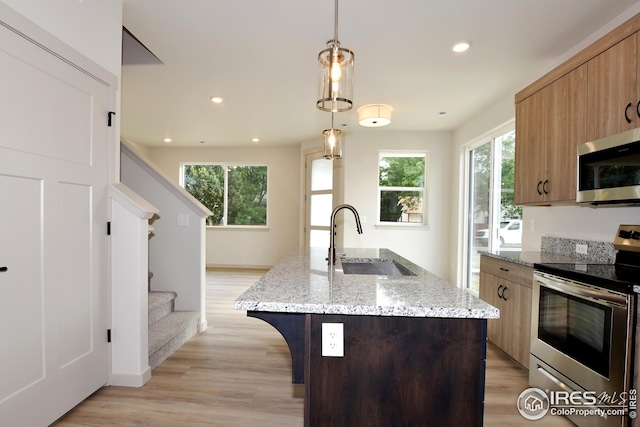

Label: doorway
[305,151,335,248]
[463,128,521,293]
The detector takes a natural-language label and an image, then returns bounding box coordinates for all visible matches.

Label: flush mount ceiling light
[210,96,223,104]
[323,113,343,159]
[163,137,172,143]
[451,40,472,53]
[317,0,354,113]
[357,104,392,127]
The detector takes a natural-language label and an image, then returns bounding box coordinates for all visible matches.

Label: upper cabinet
[514,13,640,205]
[587,33,639,141]
[514,65,587,205]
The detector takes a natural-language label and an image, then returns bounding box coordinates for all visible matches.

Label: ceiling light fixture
[357,104,392,127]
[252,138,260,143]
[163,137,172,143]
[210,96,223,104]
[317,0,354,112]
[451,40,472,53]
[323,113,343,159]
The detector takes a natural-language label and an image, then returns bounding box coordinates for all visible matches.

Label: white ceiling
[121,0,640,148]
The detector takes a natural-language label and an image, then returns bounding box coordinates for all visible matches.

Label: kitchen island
[235,248,499,427]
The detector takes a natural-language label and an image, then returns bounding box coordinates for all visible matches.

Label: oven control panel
[614,224,640,252]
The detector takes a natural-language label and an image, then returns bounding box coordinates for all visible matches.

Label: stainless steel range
[531,225,640,427]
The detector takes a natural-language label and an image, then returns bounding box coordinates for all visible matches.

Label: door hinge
[107,221,111,235]
[107,111,116,127]
[107,329,112,343]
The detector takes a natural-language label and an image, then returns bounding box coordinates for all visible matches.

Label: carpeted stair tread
[148,291,176,311]
[149,311,199,355]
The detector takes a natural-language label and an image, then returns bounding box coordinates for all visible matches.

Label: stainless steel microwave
[577,127,640,205]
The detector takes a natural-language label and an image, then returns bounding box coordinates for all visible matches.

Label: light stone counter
[234,247,499,319]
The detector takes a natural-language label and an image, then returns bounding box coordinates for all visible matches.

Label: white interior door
[0,16,112,426]
[305,151,334,248]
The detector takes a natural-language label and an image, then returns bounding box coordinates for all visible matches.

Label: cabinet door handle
[497,284,504,300]
[537,181,543,195]
[543,180,549,195]
[625,102,634,123]
[637,100,640,119]
[499,267,509,272]
[501,286,508,301]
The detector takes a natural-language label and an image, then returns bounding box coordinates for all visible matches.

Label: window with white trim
[181,163,268,227]
[378,152,428,225]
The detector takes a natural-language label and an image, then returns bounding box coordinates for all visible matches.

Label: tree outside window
[378,153,428,224]
[182,163,268,226]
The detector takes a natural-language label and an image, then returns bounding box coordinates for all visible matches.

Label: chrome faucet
[328,204,363,266]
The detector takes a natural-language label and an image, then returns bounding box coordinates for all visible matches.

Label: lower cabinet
[479,255,533,369]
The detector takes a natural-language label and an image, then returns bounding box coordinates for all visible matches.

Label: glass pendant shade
[323,128,343,159]
[317,40,354,112]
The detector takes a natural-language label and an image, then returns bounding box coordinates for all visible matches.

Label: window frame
[180,162,269,228]
[376,150,429,228]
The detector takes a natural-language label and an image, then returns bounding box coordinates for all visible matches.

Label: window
[378,152,428,224]
[463,128,521,293]
[181,163,268,227]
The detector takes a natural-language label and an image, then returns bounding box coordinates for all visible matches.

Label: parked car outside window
[475,219,522,247]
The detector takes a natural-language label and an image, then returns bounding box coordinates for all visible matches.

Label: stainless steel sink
[340,258,416,276]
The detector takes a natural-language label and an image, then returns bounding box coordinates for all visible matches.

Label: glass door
[464,129,521,292]
[305,151,334,247]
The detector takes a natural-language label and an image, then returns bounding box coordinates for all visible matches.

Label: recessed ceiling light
[451,40,472,53]
[252,138,260,143]
[210,96,223,104]
[163,137,172,143]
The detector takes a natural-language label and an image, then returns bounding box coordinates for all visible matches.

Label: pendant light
[317,0,354,113]
[323,113,343,159]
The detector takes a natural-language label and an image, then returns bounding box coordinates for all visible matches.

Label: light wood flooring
[53,269,574,427]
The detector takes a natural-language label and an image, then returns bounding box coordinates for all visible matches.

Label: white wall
[0,0,122,77]
[341,130,453,280]
[147,146,301,268]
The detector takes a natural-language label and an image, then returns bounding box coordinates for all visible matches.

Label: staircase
[148,290,200,369]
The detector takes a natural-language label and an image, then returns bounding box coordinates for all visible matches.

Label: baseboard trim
[206,264,272,271]
[108,368,152,387]
[198,318,208,332]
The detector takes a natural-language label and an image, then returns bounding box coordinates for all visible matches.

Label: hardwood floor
[53,269,574,427]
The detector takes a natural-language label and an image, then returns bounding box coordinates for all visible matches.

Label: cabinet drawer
[480,255,533,288]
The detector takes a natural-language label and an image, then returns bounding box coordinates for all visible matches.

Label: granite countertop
[234,247,499,319]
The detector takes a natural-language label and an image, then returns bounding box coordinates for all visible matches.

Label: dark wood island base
[249,311,488,427]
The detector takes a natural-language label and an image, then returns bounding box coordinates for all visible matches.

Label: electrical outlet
[177,213,189,226]
[322,323,344,357]
[576,244,588,255]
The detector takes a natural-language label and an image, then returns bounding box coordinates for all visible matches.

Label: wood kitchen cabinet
[587,33,639,141]
[514,64,587,205]
[479,255,533,369]
[514,13,640,206]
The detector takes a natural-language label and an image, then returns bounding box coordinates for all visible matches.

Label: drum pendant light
[317,0,354,112]
[323,113,343,159]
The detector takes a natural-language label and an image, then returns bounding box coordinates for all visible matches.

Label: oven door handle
[534,272,628,308]
[536,365,608,409]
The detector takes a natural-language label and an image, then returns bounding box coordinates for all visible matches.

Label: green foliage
[227,166,267,225]
[183,164,268,226]
[183,165,224,225]
[499,133,522,220]
[379,156,425,222]
[379,156,425,187]
[471,132,521,222]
